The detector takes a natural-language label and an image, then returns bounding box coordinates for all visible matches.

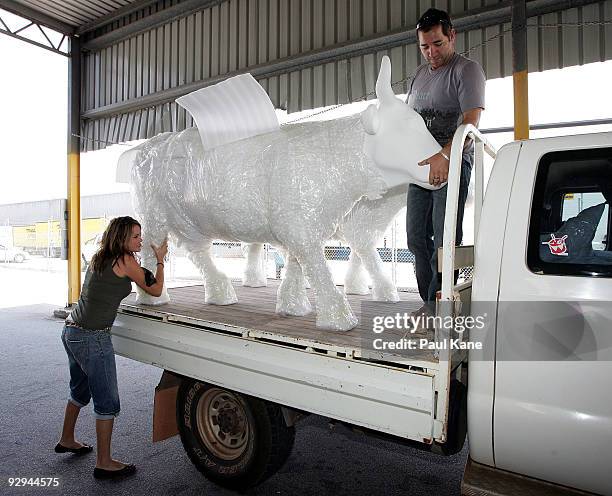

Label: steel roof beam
[76,0,160,35]
[82,0,224,51]
[482,117,612,134]
[0,0,74,35]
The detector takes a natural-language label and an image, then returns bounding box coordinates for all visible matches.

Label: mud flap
[153,370,182,442]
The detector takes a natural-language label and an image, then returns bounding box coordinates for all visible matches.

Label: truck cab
[466,132,612,496]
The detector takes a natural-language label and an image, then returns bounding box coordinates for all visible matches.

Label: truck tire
[176,379,295,489]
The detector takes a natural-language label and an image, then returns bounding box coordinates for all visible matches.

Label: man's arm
[419,107,482,186]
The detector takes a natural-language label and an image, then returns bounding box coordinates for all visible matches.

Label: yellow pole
[513,70,530,140]
[512,1,529,141]
[67,151,81,304]
[67,36,81,305]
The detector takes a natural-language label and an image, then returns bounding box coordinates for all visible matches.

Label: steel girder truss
[0,8,68,56]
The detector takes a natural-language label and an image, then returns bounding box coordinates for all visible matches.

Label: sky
[1,17,612,206]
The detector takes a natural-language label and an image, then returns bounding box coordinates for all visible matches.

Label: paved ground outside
[0,261,464,496]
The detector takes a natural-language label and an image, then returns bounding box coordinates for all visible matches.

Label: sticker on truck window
[542,234,569,256]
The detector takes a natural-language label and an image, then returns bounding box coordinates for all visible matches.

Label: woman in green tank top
[55,216,167,479]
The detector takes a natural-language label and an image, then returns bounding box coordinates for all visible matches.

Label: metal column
[67,36,81,304]
[512,0,530,140]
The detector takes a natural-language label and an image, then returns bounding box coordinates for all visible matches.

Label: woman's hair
[90,216,141,274]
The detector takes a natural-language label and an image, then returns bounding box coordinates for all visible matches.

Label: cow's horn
[375,56,395,104]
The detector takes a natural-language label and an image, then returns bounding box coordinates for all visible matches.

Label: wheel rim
[195,388,250,461]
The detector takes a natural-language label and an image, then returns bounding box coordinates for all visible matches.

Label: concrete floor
[0,285,467,496]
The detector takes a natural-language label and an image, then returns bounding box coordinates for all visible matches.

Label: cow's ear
[361,104,380,135]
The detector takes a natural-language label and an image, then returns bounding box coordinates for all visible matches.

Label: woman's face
[126,224,143,253]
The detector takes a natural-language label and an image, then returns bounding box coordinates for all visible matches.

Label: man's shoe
[409,304,434,334]
[410,304,434,319]
[54,442,93,455]
[93,464,136,479]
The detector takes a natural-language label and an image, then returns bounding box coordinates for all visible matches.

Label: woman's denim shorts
[61,325,120,420]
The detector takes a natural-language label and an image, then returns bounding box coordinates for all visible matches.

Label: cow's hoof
[344,266,369,295]
[344,280,370,295]
[136,288,170,306]
[276,294,312,316]
[205,279,238,305]
[371,283,400,302]
[316,310,358,332]
[242,275,268,287]
[276,272,311,316]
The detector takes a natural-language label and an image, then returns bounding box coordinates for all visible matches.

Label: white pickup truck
[112,126,612,495]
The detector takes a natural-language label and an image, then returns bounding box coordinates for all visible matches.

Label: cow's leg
[339,191,404,302]
[136,220,171,306]
[276,254,312,316]
[353,246,399,302]
[289,243,358,331]
[184,239,237,305]
[242,243,267,287]
[344,251,370,295]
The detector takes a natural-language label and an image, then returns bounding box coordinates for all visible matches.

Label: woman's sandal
[54,442,94,455]
[93,464,136,479]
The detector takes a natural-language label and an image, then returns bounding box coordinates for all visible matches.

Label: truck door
[494,135,612,496]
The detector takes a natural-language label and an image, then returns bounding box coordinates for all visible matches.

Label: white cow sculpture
[120,56,441,331]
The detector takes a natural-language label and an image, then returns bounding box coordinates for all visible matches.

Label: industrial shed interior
[1,0,612,302]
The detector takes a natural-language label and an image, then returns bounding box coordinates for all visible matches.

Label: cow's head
[360,56,441,190]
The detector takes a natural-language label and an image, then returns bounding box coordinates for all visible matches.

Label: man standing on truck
[405,8,486,313]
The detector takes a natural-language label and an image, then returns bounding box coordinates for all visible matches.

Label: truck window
[561,192,609,251]
[527,147,612,277]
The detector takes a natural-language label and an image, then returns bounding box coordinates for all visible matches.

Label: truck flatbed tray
[119,280,438,368]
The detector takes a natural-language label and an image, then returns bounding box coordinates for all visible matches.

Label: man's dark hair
[416,8,453,37]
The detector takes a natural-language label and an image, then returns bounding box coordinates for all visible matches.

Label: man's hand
[419,152,449,186]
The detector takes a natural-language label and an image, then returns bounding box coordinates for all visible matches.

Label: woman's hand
[152,237,168,263]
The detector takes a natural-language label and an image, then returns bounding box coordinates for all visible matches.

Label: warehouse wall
[80,0,612,150]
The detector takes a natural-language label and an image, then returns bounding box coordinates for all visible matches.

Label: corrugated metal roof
[0,0,147,32]
[4,0,611,152]
[77,0,612,151]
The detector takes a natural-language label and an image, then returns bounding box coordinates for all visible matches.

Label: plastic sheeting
[176,73,279,151]
[121,55,443,331]
[126,116,383,331]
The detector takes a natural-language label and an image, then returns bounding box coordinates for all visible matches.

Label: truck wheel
[176,380,295,489]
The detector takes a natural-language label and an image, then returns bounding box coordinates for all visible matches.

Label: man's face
[418,25,456,69]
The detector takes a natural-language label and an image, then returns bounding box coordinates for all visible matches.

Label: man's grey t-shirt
[406,53,485,148]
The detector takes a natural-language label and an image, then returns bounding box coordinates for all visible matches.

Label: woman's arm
[121,239,168,297]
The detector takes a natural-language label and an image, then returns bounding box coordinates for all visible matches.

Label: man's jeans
[61,325,120,420]
[406,155,473,306]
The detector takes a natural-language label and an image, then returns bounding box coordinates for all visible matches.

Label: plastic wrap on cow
[125,115,385,331]
[120,55,439,331]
